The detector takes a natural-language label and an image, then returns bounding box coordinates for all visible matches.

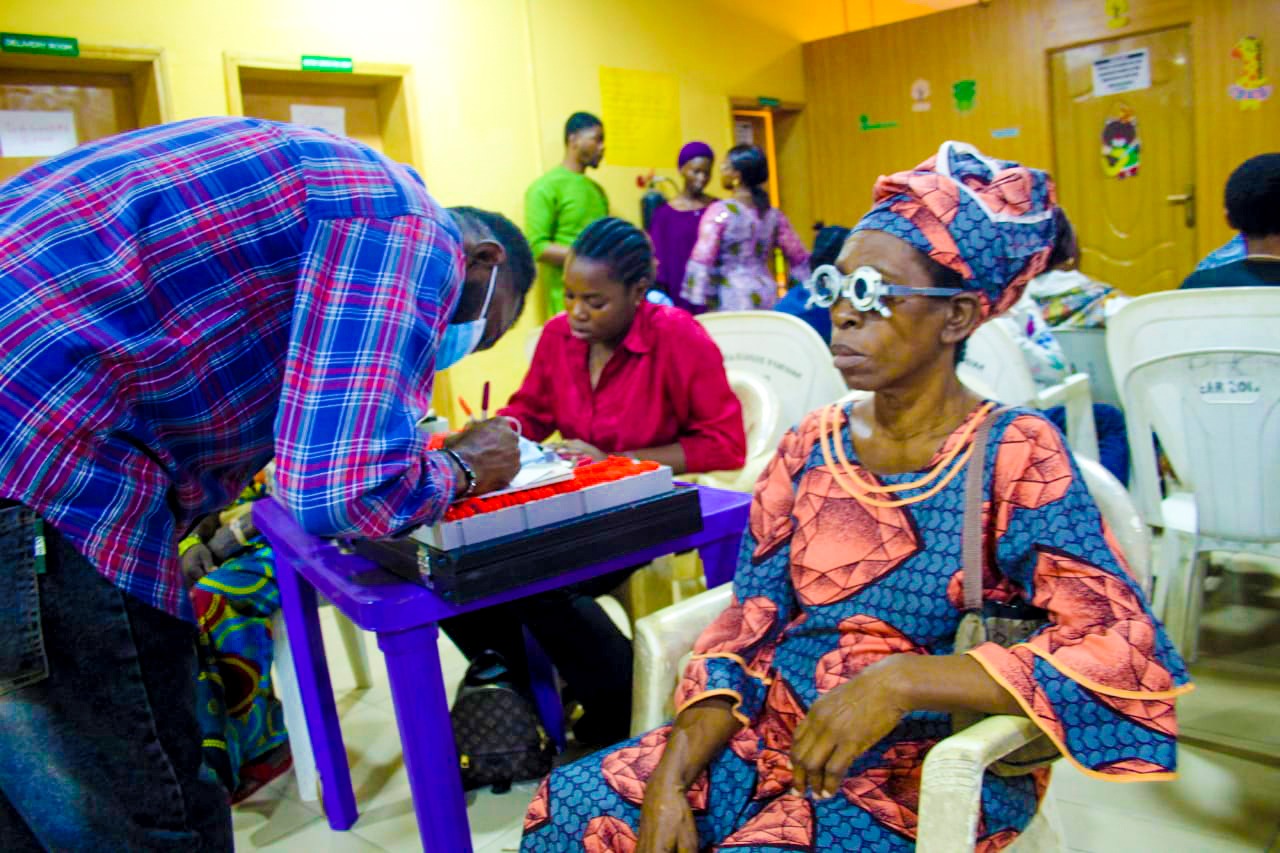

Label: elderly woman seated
[519,143,1191,852]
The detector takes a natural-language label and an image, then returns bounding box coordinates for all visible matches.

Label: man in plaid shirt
[0,117,530,850]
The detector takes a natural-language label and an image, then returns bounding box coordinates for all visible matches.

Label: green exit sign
[757,96,781,108]
[1,32,79,57]
[301,55,353,73]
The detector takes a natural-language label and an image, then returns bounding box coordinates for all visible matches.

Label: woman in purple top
[683,144,810,312]
[648,141,717,312]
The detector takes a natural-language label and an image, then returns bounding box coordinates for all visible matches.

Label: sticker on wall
[1092,49,1151,96]
[1105,0,1129,29]
[1228,36,1273,110]
[859,114,898,131]
[990,127,1021,139]
[1100,105,1140,179]
[910,79,932,112]
[952,80,977,113]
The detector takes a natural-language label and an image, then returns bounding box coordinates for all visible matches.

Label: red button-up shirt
[501,302,746,474]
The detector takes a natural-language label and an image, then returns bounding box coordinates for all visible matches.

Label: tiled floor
[234,561,1280,852]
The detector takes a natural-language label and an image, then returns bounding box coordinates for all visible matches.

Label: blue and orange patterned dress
[521,403,1191,852]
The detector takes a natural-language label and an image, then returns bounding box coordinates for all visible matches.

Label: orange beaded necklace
[818,401,995,508]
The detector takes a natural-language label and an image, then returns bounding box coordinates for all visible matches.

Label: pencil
[458,396,474,422]
[481,381,491,420]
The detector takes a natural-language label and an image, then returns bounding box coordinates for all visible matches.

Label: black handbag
[950,406,1059,776]
[450,651,555,793]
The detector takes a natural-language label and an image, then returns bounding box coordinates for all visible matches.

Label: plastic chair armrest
[631,585,735,734]
[917,715,1048,853]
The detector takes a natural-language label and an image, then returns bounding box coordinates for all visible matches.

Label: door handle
[1166,186,1195,228]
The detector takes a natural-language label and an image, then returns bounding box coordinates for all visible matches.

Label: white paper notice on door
[0,110,78,158]
[289,104,346,137]
[1092,49,1152,97]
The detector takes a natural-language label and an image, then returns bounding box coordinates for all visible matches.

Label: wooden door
[1050,27,1195,296]
[239,77,385,153]
[0,68,138,182]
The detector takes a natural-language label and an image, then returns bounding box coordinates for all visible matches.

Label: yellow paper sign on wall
[598,66,680,168]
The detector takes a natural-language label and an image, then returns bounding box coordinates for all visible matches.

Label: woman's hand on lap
[789,656,910,799]
[637,780,699,853]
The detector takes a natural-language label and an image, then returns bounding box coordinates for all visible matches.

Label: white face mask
[436,265,497,371]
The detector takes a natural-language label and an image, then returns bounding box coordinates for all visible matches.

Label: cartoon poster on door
[1100,105,1140,179]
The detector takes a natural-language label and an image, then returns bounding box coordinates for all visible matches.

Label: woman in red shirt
[503,217,745,474]
[443,218,745,747]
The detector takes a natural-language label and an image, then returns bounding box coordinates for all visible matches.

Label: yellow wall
[525,0,810,243]
[2,0,812,422]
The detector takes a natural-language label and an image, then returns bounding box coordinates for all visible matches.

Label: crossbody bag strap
[961,405,1012,614]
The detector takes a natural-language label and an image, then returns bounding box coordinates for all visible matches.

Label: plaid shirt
[0,118,462,619]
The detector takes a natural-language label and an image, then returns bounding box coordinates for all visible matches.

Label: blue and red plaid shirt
[0,118,463,619]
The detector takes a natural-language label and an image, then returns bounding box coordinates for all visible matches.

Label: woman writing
[522,143,1190,851]
[648,142,716,313]
[682,144,810,312]
[443,217,746,746]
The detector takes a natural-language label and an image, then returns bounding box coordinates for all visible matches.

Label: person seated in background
[180,473,290,804]
[1181,153,1280,289]
[682,144,810,311]
[521,142,1189,853]
[1196,233,1247,271]
[773,223,851,342]
[648,141,717,313]
[997,209,1130,483]
[443,217,746,747]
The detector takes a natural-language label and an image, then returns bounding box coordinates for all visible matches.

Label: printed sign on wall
[0,110,77,158]
[599,67,681,168]
[289,104,347,137]
[1092,49,1151,96]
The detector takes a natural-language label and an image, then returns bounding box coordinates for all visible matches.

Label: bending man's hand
[445,418,521,496]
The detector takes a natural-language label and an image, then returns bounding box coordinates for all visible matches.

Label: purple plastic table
[254,484,750,852]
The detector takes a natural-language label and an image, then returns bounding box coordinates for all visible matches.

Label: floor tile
[1050,743,1280,850]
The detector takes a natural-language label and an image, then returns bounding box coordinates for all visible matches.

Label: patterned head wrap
[677,141,715,168]
[852,141,1058,318]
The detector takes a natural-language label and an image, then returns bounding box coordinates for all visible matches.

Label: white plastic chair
[632,456,1147,852]
[273,605,371,802]
[959,321,1100,463]
[1053,328,1122,408]
[1106,287,1280,660]
[693,312,847,493]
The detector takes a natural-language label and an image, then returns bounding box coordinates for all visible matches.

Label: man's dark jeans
[0,507,231,851]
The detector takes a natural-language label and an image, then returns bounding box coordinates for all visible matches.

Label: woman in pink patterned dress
[682,145,810,311]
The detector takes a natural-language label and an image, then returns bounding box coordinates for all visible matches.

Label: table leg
[522,626,566,751]
[698,534,740,588]
[274,544,359,829]
[378,624,473,853]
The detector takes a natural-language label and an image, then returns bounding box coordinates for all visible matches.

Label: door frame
[223,53,422,168]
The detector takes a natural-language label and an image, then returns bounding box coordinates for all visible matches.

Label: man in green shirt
[525,112,609,316]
